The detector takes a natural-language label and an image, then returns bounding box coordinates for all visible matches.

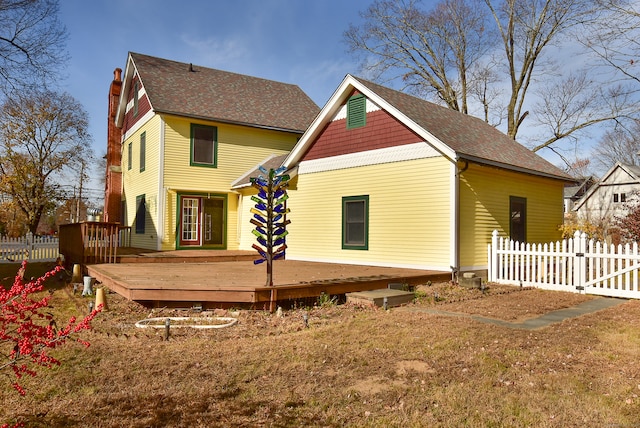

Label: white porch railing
[0,233,60,263]
[488,230,640,299]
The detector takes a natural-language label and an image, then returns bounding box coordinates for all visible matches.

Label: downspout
[156,117,166,251]
[451,159,469,282]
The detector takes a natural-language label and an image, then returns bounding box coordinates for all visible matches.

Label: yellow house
[275,75,573,276]
[108,53,319,251]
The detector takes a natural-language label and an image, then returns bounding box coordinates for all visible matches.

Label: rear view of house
[104,53,319,251]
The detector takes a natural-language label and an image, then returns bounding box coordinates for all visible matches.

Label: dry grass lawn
[1,263,639,427]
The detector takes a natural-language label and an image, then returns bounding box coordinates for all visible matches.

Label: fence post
[490,230,499,282]
[574,230,585,290]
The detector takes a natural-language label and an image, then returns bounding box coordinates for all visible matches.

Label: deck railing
[59,222,131,266]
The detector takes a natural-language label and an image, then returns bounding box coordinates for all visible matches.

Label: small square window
[191,124,217,167]
[342,195,369,250]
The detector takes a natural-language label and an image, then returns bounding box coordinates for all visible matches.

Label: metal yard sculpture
[250,165,290,287]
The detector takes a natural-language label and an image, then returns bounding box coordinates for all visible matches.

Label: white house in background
[563,176,595,216]
[573,162,640,224]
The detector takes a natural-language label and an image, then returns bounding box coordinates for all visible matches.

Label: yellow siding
[160,115,297,250]
[286,157,452,270]
[121,115,162,250]
[459,162,565,268]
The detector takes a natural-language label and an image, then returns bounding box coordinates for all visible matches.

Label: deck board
[87,258,450,309]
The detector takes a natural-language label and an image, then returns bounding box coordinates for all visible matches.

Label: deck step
[346,288,415,308]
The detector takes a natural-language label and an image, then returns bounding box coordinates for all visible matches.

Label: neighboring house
[573,162,640,226]
[268,74,573,275]
[563,176,596,216]
[105,52,319,251]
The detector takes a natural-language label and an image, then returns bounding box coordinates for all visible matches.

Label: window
[347,94,366,129]
[127,142,132,170]
[139,132,146,172]
[342,195,369,250]
[509,196,526,243]
[135,194,146,234]
[133,81,139,116]
[191,124,217,167]
[613,193,626,203]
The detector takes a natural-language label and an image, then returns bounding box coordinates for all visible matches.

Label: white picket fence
[488,230,640,299]
[0,234,60,263]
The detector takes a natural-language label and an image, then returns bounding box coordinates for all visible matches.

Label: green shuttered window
[347,94,366,129]
[139,132,146,172]
[342,195,369,250]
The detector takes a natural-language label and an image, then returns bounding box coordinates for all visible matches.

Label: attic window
[613,193,626,203]
[347,94,366,129]
[133,81,139,116]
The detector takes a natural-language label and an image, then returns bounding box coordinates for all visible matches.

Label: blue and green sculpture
[250,165,290,287]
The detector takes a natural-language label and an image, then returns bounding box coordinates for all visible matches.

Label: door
[179,195,225,248]
[203,197,224,246]
[510,196,526,243]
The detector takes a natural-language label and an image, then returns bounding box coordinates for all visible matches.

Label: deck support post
[269,288,278,313]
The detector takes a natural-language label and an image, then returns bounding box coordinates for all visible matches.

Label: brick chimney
[104,68,123,223]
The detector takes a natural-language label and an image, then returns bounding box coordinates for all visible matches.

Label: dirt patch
[411,281,595,322]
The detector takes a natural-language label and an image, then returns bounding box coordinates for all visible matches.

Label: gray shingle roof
[352,76,572,180]
[130,52,319,132]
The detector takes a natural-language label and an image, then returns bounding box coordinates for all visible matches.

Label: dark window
[342,195,369,250]
[614,193,619,203]
[127,142,132,170]
[133,81,139,116]
[139,132,146,172]
[347,94,366,129]
[510,196,526,243]
[135,194,146,234]
[191,124,217,167]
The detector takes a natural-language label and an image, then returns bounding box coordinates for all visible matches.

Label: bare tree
[345,0,634,163]
[345,0,496,114]
[0,90,92,234]
[584,0,640,86]
[592,120,640,170]
[0,0,67,93]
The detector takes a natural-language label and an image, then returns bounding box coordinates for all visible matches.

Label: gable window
[613,193,626,203]
[133,81,139,116]
[347,94,366,129]
[191,124,217,167]
[342,195,369,250]
[127,142,132,170]
[139,132,146,172]
[510,196,526,243]
[135,194,146,234]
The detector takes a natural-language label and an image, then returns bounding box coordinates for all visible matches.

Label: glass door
[180,197,200,246]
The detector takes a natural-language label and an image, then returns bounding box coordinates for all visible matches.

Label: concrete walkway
[398,296,628,330]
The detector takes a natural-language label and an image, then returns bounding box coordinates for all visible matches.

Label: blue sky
[58,0,387,200]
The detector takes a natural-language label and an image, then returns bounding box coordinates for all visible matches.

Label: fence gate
[488,230,640,299]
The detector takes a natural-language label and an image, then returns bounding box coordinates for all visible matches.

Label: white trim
[331,98,381,121]
[283,74,457,170]
[157,117,165,250]
[124,86,147,115]
[298,142,440,175]
[450,161,458,272]
[121,109,154,142]
[285,255,449,272]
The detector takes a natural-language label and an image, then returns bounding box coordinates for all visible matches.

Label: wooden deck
[86,251,450,310]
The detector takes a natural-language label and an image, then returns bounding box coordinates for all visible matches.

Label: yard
[1,263,639,427]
